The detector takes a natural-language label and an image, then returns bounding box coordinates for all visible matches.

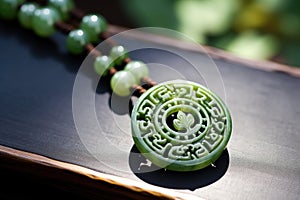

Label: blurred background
[76,0,300,67]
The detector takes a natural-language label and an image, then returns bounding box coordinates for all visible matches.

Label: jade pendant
[131,80,232,171]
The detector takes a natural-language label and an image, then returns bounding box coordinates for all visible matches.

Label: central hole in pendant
[166,110,200,133]
[166,112,178,132]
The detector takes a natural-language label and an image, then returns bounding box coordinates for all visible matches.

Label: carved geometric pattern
[131,80,232,171]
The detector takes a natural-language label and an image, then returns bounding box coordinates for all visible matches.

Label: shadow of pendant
[128,145,230,191]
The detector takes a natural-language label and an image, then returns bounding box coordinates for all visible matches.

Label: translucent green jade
[131,80,232,171]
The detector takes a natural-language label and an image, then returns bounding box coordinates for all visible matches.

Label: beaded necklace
[0,0,232,172]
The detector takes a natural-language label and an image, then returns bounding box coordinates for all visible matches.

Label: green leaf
[173,111,195,131]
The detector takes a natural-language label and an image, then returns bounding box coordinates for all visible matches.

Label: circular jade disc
[131,80,232,171]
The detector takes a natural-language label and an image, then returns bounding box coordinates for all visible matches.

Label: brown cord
[141,77,157,89]
[85,43,102,58]
[123,57,131,65]
[108,68,117,77]
[99,32,117,48]
[69,8,86,20]
[55,21,74,34]
[31,0,47,6]
[130,84,147,97]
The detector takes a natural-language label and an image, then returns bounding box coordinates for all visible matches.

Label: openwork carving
[131,80,232,171]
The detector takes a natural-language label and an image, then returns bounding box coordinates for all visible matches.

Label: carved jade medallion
[131,80,232,171]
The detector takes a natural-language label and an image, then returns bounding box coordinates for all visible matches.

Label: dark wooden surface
[0,16,300,200]
[1,145,198,200]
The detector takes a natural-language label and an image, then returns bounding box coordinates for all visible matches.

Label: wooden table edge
[0,145,204,200]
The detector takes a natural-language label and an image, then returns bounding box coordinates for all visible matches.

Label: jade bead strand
[63,12,108,54]
[66,13,108,54]
[17,1,109,54]
[0,0,24,20]
[2,0,98,56]
[14,0,66,37]
[52,8,129,75]
[80,14,107,44]
[66,28,90,54]
[32,6,61,37]
[31,0,80,38]
[110,60,156,97]
[93,45,130,77]
[64,14,109,53]
[91,44,156,97]
[1,0,156,97]
[108,47,157,97]
[47,0,74,21]
[124,61,149,82]
[0,0,62,37]
[17,2,39,29]
[12,0,80,38]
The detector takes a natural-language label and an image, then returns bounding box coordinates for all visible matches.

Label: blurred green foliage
[121,0,300,67]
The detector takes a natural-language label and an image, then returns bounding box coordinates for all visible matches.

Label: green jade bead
[124,61,149,83]
[48,0,74,21]
[94,55,113,76]
[32,7,61,37]
[66,29,89,54]
[111,71,137,96]
[0,0,24,20]
[18,3,39,29]
[80,14,107,43]
[109,45,128,66]
[131,80,232,171]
